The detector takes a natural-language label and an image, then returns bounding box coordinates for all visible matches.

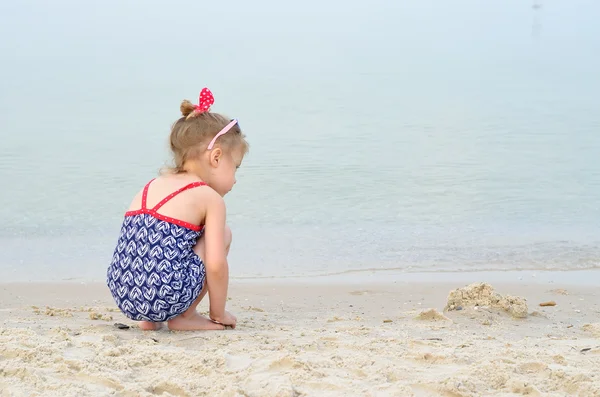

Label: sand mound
[549,288,569,295]
[445,283,528,318]
[415,309,451,322]
[582,323,600,338]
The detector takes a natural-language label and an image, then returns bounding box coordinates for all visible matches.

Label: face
[208,147,244,196]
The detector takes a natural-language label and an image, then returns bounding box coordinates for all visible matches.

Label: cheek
[221,167,235,184]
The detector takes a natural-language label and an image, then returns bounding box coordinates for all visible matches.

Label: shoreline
[1,277,599,396]
[6,268,600,287]
[231,268,600,286]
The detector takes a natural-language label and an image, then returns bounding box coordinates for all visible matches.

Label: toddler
[106,88,248,331]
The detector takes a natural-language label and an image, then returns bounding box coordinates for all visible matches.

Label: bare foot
[139,321,163,331]
[167,312,225,331]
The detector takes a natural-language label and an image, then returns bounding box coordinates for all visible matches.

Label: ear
[209,148,223,168]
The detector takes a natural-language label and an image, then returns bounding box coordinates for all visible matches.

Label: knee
[224,224,232,250]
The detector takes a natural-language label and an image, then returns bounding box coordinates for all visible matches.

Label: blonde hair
[167,100,249,173]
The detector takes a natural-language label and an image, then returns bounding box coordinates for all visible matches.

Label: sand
[1,279,600,396]
[444,283,529,318]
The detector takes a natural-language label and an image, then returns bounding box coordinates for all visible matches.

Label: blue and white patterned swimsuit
[107,179,208,322]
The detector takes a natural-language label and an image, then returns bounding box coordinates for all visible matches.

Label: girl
[106,88,248,331]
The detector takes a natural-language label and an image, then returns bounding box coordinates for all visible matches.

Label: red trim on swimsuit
[124,179,208,232]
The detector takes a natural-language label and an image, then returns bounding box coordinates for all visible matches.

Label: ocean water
[1,0,599,282]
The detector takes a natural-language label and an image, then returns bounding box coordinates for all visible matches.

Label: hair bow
[194,87,214,113]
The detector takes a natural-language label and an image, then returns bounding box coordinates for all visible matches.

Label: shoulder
[196,184,225,208]
[196,186,226,224]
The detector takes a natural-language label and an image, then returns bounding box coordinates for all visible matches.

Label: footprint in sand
[148,382,188,397]
[349,290,372,296]
[225,354,254,372]
[268,355,302,371]
[508,379,542,396]
[517,362,548,374]
[74,374,125,393]
[244,306,265,312]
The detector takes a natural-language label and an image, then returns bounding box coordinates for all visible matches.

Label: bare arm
[203,190,229,323]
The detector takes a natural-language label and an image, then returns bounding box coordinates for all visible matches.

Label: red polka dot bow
[195,88,214,113]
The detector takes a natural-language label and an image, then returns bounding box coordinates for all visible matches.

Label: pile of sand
[582,323,600,338]
[444,282,528,318]
[415,308,451,322]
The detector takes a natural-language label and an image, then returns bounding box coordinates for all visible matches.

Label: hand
[212,311,237,329]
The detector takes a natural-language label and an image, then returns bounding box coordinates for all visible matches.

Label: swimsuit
[107,179,208,322]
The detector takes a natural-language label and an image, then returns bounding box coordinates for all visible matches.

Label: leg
[167,225,233,331]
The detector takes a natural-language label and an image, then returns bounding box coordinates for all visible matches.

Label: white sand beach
[1,279,600,396]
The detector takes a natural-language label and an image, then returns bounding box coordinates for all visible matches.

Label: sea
[1,0,599,282]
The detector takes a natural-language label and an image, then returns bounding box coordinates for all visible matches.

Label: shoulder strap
[141,179,156,210]
[151,181,208,212]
